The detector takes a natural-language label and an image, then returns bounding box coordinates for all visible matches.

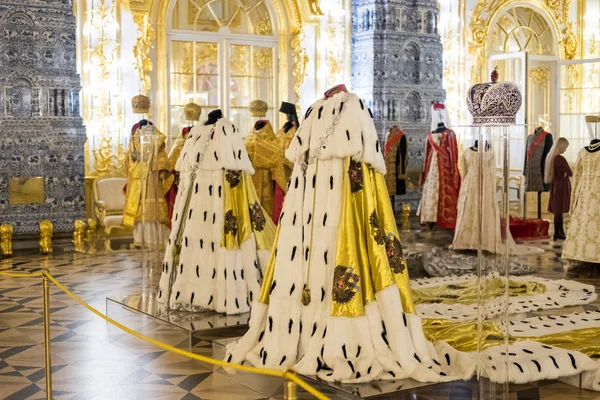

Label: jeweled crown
[250,100,268,117]
[184,103,202,121]
[132,94,151,114]
[466,67,522,126]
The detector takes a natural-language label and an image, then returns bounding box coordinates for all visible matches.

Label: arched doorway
[166,0,279,138]
[485,4,559,171]
[484,4,561,217]
[487,5,559,127]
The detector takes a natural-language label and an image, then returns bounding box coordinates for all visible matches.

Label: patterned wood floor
[0,228,599,400]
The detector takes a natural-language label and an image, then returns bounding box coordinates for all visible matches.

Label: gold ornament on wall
[254,48,273,73]
[326,13,344,88]
[567,64,580,113]
[562,21,578,60]
[529,66,551,93]
[307,0,323,16]
[545,0,572,23]
[39,220,53,255]
[0,224,13,256]
[94,136,125,175]
[132,12,155,96]
[291,30,308,106]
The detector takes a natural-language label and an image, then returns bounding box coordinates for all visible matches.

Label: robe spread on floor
[224,90,600,390]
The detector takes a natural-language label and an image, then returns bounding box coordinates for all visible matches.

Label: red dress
[421,130,461,229]
[548,154,572,214]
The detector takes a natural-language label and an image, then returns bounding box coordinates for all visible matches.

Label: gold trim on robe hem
[332,158,414,317]
[422,319,600,359]
[221,171,276,251]
[123,131,172,228]
[412,278,547,306]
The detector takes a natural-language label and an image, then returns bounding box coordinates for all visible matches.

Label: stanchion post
[42,270,52,400]
[283,380,298,400]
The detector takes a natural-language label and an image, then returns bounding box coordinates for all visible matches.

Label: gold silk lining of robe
[168,127,190,171]
[332,158,414,317]
[257,158,414,313]
[412,278,546,306]
[422,319,600,359]
[221,172,276,251]
[245,122,288,217]
[258,221,281,304]
[278,125,296,182]
[123,131,172,228]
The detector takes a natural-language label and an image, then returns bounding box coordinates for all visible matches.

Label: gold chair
[93,175,128,251]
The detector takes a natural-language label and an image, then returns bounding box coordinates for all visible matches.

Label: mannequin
[123,94,172,248]
[523,127,553,218]
[158,110,276,314]
[586,115,600,145]
[383,125,408,212]
[165,103,202,226]
[225,84,475,383]
[418,121,461,229]
[452,142,518,253]
[245,100,287,223]
[430,102,451,131]
[563,116,600,266]
[276,102,299,218]
[206,109,223,125]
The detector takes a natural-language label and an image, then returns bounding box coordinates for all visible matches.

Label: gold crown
[586,115,600,123]
[184,103,202,121]
[250,100,268,117]
[132,94,151,114]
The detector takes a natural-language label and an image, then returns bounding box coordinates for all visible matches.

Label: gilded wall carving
[291,30,308,104]
[132,12,155,96]
[468,0,578,84]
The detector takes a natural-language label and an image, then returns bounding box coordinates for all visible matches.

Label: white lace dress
[418,134,441,223]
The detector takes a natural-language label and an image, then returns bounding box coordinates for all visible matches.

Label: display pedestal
[106,294,249,354]
[212,338,437,398]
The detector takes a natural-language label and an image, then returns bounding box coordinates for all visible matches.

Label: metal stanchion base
[212,338,436,399]
[105,294,249,353]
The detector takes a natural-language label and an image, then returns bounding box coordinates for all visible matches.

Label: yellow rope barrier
[0,269,329,400]
[0,271,43,278]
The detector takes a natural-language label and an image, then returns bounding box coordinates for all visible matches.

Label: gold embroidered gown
[563,148,600,264]
[225,91,476,383]
[245,121,288,220]
[123,125,172,246]
[158,118,276,315]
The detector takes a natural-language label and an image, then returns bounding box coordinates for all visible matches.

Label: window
[168,0,278,139]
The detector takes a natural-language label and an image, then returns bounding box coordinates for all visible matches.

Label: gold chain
[301,158,319,306]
